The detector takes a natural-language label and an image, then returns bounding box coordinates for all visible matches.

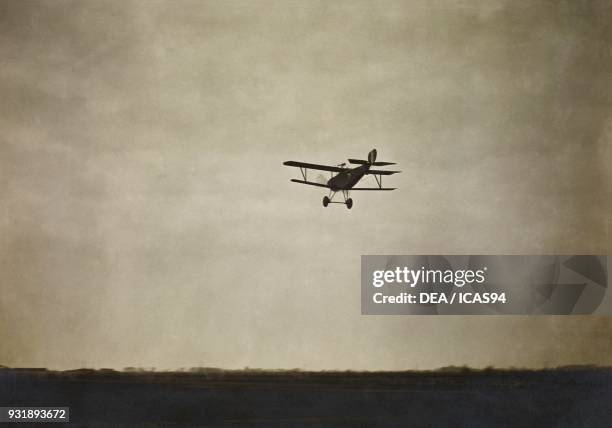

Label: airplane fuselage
[327,164,370,191]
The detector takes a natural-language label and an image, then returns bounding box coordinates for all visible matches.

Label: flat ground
[1,368,611,427]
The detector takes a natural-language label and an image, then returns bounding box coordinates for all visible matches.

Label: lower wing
[290,179,330,188]
[350,187,396,191]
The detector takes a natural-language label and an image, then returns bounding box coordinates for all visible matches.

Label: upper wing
[290,179,330,188]
[283,161,344,173]
[366,169,401,175]
[351,187,396,191]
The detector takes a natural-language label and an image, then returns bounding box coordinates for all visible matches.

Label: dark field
[1,367,611,427]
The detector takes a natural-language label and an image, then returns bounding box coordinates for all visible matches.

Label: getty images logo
[372,266,488,288]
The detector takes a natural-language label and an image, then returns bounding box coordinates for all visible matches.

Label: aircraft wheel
[346,198,353,209]
[322,196,330,207]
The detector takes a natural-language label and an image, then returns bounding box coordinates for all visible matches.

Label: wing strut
[374,174,382,189]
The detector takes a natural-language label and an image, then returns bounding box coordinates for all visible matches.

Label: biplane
[283,149,399,209]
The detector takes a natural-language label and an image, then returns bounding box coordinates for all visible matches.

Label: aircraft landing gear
[323,190,353,209]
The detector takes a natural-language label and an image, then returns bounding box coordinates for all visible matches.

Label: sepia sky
[1,0,611,370]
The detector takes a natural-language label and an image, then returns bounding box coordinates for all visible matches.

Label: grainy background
[1,0,610,370]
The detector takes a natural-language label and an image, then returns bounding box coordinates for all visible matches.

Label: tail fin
[368,149,377,164]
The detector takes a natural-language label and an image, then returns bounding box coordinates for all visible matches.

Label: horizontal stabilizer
[351,187,397,191]
[348,159,396,166]
[366,169,401,175]
[290,179,330,188]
